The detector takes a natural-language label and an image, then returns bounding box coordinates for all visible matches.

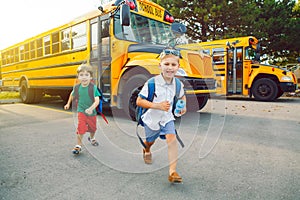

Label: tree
[153,0,299,63]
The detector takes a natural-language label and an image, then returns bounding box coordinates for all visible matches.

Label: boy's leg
[77,134,84,146]
[86,116,98,146]
[143,141,154,153]
[73,112,87,154]
[88,132,99,146]
[165,134,178,175]
[90,132,95,139]
[143,125,160,164]
[166,133,182,182]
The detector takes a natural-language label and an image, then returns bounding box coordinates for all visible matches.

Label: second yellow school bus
[189,36,297,101]
[0,0,216,119]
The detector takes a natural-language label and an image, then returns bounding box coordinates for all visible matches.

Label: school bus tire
[276,88,284,98]
[122,74,150,121]
[32,89,43,103]
[251,78,278,101]
[197,95,209,110]
[20,80,35,103]
[186,95,209,112]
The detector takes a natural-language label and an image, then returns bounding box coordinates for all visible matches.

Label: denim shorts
[144,120,176,142]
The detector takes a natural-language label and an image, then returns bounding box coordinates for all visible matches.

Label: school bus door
[227,47,243,94]
[90,14,112,102]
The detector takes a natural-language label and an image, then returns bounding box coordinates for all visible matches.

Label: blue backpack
[135,77,184,148]
[74,83,108,124]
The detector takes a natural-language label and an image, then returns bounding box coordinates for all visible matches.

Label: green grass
[0,91,20,99]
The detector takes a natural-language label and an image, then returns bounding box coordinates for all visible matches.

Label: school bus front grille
[180,78,216,91]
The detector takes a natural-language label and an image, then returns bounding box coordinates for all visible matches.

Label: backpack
[135,77,184,148]
[74,83,108,124]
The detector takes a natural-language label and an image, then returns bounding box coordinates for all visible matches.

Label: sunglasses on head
[162,49,180,57]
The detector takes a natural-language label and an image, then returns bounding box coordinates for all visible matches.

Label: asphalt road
[0,97,299,200]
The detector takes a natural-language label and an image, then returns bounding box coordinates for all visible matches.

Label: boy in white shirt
[136,49,186,183]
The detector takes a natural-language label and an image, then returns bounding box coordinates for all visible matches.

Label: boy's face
[159,55,180,81]
[78,70,92,86]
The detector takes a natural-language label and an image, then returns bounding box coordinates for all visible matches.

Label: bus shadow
[211,95,299,103]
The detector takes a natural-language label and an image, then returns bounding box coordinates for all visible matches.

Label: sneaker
[72,145,81,154]
[168,172,182,183]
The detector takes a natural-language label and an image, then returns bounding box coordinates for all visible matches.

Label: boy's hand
[85,108,93,115]
[180,107,187,115]
[64,104,70,110]
[158,101,171,111]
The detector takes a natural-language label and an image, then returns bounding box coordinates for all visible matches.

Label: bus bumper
[279,82,297,92]
[178,77,217,95]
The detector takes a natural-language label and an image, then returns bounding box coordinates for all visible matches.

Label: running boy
[64,64,101,154]
[136,49,186,183]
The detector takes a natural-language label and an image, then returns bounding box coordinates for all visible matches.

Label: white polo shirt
[139,74,184,130]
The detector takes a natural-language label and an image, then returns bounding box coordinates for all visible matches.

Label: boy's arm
[64,93,73,110]
[136,96,170,112]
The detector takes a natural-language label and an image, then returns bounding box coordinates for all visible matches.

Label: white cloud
[0,0,100,49]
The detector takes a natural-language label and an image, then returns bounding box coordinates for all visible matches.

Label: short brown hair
[77,64,93,77]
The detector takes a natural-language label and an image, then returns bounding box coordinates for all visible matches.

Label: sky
[0,0,101,50]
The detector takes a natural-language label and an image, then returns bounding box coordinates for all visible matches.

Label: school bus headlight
[176,68,187,76]
[280,76,292,81]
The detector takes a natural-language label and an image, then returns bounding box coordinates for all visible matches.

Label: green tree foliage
[153,0,300,63]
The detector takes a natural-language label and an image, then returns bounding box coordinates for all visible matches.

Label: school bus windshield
[245,46,259,61]
[114,12,175,45]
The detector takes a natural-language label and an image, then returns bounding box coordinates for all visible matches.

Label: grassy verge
[0,91,20,99]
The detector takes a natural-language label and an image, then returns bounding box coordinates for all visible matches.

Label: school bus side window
[30,41,36,59]
[44,35,51,55]
[61,28,71,51]
[1,52,5,65]
[9,49,14,63]
[101,20,109,38]
[91,19,98,60]
[212,48,225,64]
[14,48,19,62]
[52,32,60,54]
[25,43,29,60]
[37,38,43,57]
[20,45,25,61]
[71,22,87,49]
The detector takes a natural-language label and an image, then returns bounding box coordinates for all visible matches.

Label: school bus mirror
[98,6,104,12]
[171,23,187,35]
[120,4,130,26]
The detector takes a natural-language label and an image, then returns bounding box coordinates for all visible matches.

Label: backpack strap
[174,77,181,98]
[136,77,155,148]
[74,84,80,101]
[88,83,95,101]
[174,77,185,148]
[147,77,156,102]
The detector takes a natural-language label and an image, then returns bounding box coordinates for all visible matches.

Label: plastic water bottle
[174,100,185,117]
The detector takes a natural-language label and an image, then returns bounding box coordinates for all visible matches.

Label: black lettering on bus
[155,8,162,18]
[139,2,154,16]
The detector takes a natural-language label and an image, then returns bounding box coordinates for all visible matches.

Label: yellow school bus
[0,0,216,119]
[188,36,297,101]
